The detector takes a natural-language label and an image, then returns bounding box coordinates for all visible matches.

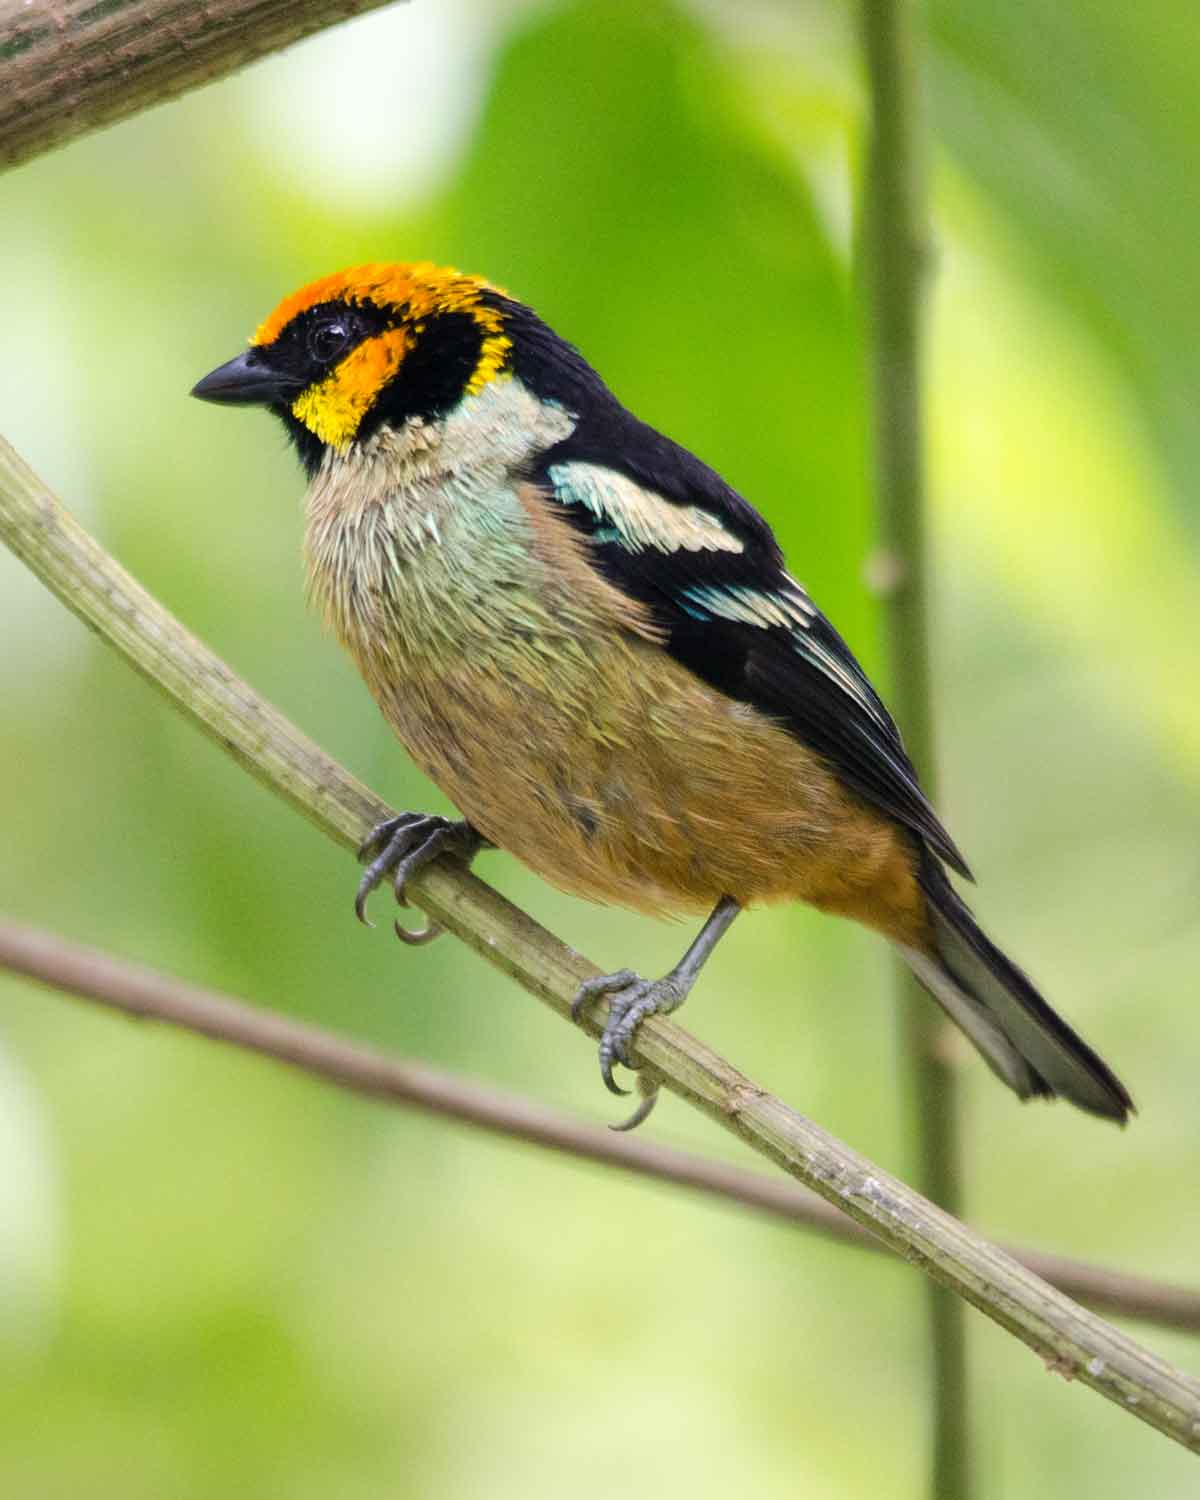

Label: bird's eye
[307,318,351,364]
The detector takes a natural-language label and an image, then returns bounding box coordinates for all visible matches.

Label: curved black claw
[572,968,688,1099]
[354,813,483,938]
[355,814,425,922]
[611,1085,659,1133]
[394,917,444,946]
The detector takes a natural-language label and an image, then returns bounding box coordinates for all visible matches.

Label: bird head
[191,262,522,474]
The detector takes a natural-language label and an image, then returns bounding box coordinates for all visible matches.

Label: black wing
[494,289,970,878]
[533,441,970,880]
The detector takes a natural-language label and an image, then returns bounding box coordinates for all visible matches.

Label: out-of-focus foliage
[0,1,1197,1495]
[926,0,1200,787]
[931,0,1200,525]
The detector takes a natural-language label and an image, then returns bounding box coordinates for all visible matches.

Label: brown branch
[4,914,1200,1340]
[2,434,1200,1452]
[0,0,401,171]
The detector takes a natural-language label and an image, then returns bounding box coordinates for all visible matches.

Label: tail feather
[897,853,1133,1124]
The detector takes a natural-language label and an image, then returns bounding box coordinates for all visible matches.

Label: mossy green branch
[3,435,1200,1450]
[0,0,401,171]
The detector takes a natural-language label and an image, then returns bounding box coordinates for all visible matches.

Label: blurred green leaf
[929,0,1200,537]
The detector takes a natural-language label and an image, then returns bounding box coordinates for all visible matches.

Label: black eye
[307,318,352,364]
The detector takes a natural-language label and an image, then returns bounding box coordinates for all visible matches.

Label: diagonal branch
[4,913,1200,1340]
[0,0,402,172]
[2,433,1199,1452]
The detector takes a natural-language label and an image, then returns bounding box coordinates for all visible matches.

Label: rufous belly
[367,629,928,946]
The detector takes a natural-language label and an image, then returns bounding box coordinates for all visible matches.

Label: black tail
[894,853,1132,1123]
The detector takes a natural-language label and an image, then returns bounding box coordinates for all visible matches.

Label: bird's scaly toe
[607,975,686,1064]
[357,812,424,866]
[353,814,481,937]
[574,970,687,1098]
[355,814,429,923]
[597,979,654,1096]
[570,968,639,1024]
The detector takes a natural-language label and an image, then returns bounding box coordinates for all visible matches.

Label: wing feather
[490,290,969,878]
[541,454,971,879]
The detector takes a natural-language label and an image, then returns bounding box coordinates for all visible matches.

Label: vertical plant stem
[859,1,970,1496]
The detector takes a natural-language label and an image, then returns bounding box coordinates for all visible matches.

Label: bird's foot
[572,967,690,1106]
[355,813,483,943]
[574,900,739,1131]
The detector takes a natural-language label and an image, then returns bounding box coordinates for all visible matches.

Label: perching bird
[192,261,1132,1129]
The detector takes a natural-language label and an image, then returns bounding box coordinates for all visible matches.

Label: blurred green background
[2,0,1199,1494]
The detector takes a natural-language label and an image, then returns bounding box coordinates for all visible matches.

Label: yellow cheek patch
[291,327,413,449]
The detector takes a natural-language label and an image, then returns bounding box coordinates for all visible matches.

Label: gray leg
[572,896,741,1120]
[355,814,487,943]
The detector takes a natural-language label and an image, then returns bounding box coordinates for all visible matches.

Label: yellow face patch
[256,261,513,449]
[290,327,413,450]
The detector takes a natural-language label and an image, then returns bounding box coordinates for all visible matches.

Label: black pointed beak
[191,350,304,407]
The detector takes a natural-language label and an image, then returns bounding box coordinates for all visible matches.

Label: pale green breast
[303,378,584,676]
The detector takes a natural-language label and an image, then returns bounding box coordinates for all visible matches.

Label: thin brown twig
[3,914,1200,1339]
[2,437,1200,1452]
